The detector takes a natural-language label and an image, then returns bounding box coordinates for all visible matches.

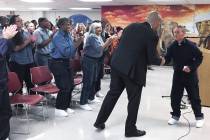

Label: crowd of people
[0,11,205,139]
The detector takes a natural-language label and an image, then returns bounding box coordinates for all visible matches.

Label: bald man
[94,11,165,137]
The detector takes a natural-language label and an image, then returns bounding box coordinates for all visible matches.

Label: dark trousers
[48,59,74,110]
[0,58,12,140]
[80,56,100,105]
[34,52,50,67]
[170,72,203,120]
[94,69,143,133]
[9,61,34,94]
[95,57,104,93]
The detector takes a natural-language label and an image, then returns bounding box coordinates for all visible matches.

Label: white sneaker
[196,119,204,128]
[55,109,68,117]
[88,97,101,104]
[80,104,93,111]
[96,92,104,98]
[168,118,179,125]
[66,108,75,114]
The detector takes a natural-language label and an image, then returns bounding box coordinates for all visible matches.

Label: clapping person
[0,22,18,140]
[48,18,83,117]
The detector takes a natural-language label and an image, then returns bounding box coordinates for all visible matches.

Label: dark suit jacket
[111,22,161,86]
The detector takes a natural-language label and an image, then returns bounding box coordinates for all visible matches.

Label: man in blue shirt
[49,18,83,117]
[0,21,18,140]
[33,18,55,66]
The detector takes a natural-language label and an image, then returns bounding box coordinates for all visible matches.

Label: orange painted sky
[102,5,210,27]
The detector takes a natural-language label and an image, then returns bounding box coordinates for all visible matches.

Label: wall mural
[102,5,210,49]
[69,14,92,26]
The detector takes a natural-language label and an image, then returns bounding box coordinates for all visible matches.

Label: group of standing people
[0,10,205,139]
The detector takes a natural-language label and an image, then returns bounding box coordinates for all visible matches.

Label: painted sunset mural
[102,5,210,34]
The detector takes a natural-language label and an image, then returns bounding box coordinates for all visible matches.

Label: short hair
[56,17,71,28]
[38,17,47,24]
[31,19,37,24]
[116,26,123,33]
[9,15,19,25]
[89,22,102,34]
[0,16,9,27]
[146,11,162,24]
[172,25,187,35]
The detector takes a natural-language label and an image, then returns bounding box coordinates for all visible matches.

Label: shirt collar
[59,30,69,37]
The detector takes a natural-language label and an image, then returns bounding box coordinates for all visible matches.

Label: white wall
[0,11,10,16]
[15,11,43,22]
[0,10,101,25]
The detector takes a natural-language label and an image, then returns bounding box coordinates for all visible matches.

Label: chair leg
[41,101,46,121]
[11,104,30,135]
[44,93,49,118]
[25,105,30,135]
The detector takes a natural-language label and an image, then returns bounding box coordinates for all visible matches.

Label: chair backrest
[30,66,53,85]
[7,72,22,93]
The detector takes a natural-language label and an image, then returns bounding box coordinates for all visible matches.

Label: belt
[51,58,69,62]
[84,55,100,60]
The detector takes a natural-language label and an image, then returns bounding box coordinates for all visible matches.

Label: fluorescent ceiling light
[29,7,52,11]
[0,8,16,11]
[20,0,54,3]
[79,0,112,2]
[69,8,92,10]
[148,0,173,1]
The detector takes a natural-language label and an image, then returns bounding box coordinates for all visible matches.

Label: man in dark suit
[94,11,165,137]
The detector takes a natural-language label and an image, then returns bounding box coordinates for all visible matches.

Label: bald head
[146,11,162,31]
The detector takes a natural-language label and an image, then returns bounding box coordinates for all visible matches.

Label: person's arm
[34,31,54,48]
[13,37,31,51]
[38,37,52,48]
[188,45,203,72]
[103,35,117,48]
[146,34,164,65]
[164,45,173,65]
[0,38,8,56]
[74,35,84,48]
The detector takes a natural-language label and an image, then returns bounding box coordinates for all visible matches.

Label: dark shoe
[148,66,154,70]
[94,123,105,130]
[125,130,146,137]
[14,104,24,108]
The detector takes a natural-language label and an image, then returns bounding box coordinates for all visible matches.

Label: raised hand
[2,25,18,39]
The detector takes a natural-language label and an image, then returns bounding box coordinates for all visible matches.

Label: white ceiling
[0,0,210,11]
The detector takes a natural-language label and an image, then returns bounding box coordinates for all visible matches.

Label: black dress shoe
[148,66,154,70]
[94,123,105,130]
[125,130,146,137]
